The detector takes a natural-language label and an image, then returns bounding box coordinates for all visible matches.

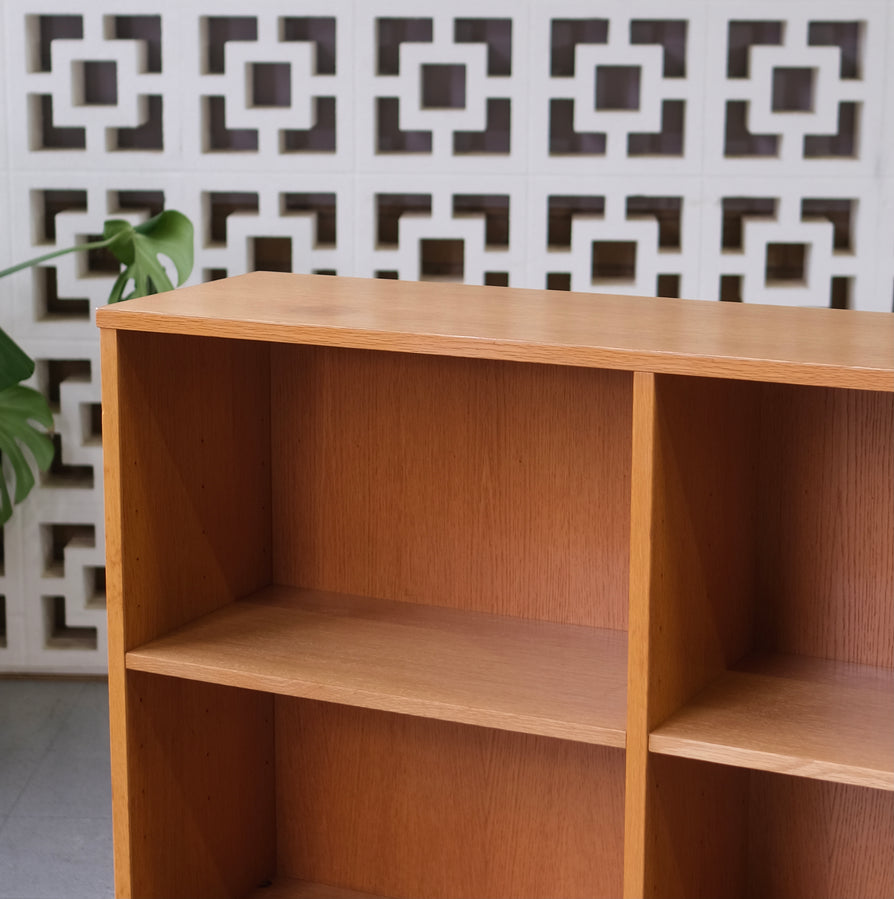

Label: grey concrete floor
[0,679,113,899]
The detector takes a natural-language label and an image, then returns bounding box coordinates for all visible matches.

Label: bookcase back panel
[756,386,894,667]
[114,331,273,649]
[646,755,894,899]
[271,346,632,628]
[644,754,750,899]
[275,698,625,899]
[746,770,894,899]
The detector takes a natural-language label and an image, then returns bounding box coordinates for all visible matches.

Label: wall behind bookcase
[1,0,892,673]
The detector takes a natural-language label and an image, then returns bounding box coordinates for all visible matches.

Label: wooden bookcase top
[96,272,894,391]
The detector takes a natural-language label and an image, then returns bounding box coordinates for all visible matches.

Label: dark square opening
[43,596,97,650]
[592,241,637,280]
[420,238,464,280]
[595,66,640,110]
[82,60,117,105]
[772,67,814,112]
[765,243,807,282]
[656,274,680,298]
[546,272,572,291]
[422,64,466,109]
[720,274,743,302]
[253,237,292,272]
[252,62,291,107]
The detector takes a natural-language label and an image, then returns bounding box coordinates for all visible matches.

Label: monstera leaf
[0,206,193,521]
[105,210,194,303]
[0,328,54,525]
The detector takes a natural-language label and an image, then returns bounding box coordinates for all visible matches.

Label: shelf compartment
[126,585,627,746]
[649,653,894,790]
[645,754,894,898]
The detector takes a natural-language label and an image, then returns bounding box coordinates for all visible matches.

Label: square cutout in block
[253,236,293,272]
[595,66,640,110]
[592,241,637,280]
[81,60,117,105]
[765,243,807,282]
[772,67,814,112]
[252,62,291,107]
[421,238,464,280]
[422,64,466,109]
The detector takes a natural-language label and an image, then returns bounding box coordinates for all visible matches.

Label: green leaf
[0,327,36,391]
[0,384,54,525]
[103,210,194,302]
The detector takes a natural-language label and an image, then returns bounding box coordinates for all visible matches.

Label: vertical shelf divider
[624,370,656,898]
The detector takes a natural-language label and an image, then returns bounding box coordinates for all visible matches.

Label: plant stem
[0,235,118,280]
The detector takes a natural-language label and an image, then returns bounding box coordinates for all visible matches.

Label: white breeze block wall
[1,0,892,673]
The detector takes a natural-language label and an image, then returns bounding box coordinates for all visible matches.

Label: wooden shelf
[95,271,894,391]
[247,877,386,898]
[126,585,627,747]
[649,654,894,790]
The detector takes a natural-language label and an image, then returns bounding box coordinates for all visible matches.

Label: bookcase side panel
[100,329,134,897]
[271,346,632,628]
[756,386,894,666]
[274,698,625,899]
[114,331,272,649]
[126,673,276,899]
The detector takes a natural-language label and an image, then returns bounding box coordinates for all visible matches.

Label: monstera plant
[0,210,193,523]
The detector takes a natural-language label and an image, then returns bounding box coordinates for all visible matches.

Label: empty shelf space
[649,653,894,790]
[247,877,386,898]
[126,585,627,746]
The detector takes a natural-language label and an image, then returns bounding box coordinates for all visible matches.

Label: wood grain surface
[246,879,386,899]
[746,770,894,898]
[125,673,275,899]
[95,272,894,390]
[99,274,894,899]
[624,371,657,898]
[275,698,625,899]
[112,330,272,651]
[626,374,763,897]
[756,384,894,667]
[126,586,627,746]
[645,757,894,899]
[645,755,750,899]
[99,330,133,898]
[650,654,894,789]
[642,375,762,725]
[272,345,631,628]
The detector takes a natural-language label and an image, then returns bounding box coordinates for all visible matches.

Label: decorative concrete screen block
[353,3,526,173]
[10,9,176,167]
[355,176,525,284]
[529,4,706,174]
[703,2,887,175]
[0,0,891,672]
[525,178,702,297]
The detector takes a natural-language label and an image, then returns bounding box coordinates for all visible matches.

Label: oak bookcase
[97,273,893,899]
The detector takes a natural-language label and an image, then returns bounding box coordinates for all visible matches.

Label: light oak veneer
[126,585,627,745]
[99,273,894,899]
[96,272,894,390]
